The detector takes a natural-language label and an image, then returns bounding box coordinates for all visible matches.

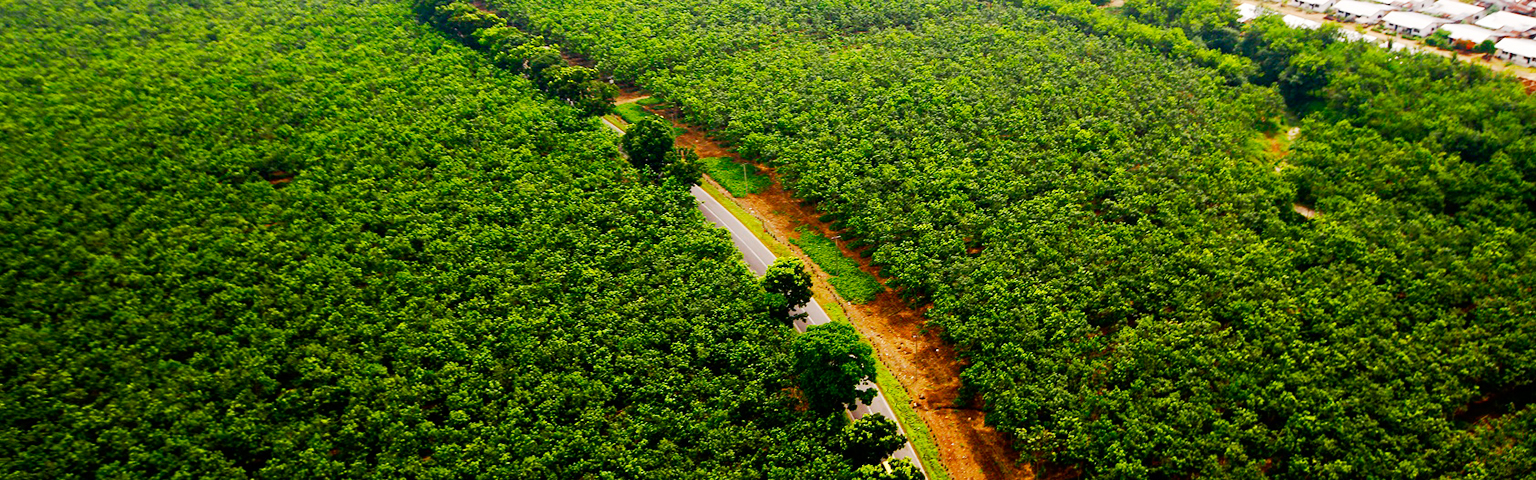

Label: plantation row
[487,0,1535,477]
[0,0,913,478]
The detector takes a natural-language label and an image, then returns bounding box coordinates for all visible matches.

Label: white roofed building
[1284,14,1326,29]
[1496,0,1536,16]
[1290,0,1339,11]
[1238,3,1260,21]
[1333,0,1399,24]
[1421,0,1489,22]
[1238,3,1281,21]
[1383,11,1450,36]
[1440,23,1503,44]
[1477,11,1536,37]
[1495,36,1536,64]
[1370,0,1433,9]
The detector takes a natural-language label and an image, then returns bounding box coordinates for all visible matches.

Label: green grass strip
[636,97,664,106]
[614,102,655,124]
[791,227,883,304]
[602,114,628,132]
[698,179,792,258]
[818,301,950,480]
[874,359,953,480]
[701,157,772,197]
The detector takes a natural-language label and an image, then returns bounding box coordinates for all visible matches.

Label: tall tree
[763,257,813,322]
[792,322,878,413]
[838,413,907,466]
[622,116,675,172]
[664,146,704,186]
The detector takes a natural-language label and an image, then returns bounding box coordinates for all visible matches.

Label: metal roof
[1496,36,1536,56]
[1422,0,1485,18]
[1440,23,1498,43]
[1383,11,1448,30]
[1334,0,1397,17]
[1477,11,1536,31]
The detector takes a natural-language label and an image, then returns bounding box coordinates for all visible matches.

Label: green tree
[1475,39,1497,54]
[792,322,877,413]
[855,459,923,480]
[541,65,616,115]
[665,146,704,186]
[838,413,908,467]
[475,25,529,53]
[433,2,499,40]
[763,257,812,322]
[622,116,675,172]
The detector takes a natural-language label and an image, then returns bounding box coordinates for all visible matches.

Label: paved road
[691,185,927,476]
[600,116,625,135]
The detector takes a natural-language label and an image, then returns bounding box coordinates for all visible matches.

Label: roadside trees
[664,146,704,186]
[838,413,907,466]
[622,116,675,172]
[855,459,923,480]
[541,65,617,116]
[792,322,877,413]
[763,257,812,322]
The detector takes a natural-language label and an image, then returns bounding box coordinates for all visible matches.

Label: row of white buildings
[1251,0,1536,65]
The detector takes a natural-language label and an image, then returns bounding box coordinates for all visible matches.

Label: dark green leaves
[764,257,813,323]
[792,322,877,414]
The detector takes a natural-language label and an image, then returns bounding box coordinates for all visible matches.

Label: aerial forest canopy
[0,0,899,477]
[484,0,1535,477]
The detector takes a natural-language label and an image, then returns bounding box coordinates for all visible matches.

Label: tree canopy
[792,322,879,414]
[0,0,897,477]
[483,0,1536,476]
[764,257,814,323]
[623,116,680,173]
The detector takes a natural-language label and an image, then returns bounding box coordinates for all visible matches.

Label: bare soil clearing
[637,95,1031,480]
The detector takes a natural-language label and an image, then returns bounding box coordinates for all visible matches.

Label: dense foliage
[836,414,907,467]
[793,323,879,414]
[486,0,1535,477]
[415,0,616,115]
[623,116,680,173]
[0,0,898,477]
[764,258,814,323]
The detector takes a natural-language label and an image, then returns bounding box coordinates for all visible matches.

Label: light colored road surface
[600,116,625,135]
[691,185,927,476]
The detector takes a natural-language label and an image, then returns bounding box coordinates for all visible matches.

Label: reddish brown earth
[640,93,1032,480]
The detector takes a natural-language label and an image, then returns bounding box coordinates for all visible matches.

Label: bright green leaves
[763,257,813,323]
[418,0,616,117]
[0,0,876,477]
[792,322,877,413]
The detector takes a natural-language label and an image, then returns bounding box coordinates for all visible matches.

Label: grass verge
[791,227,883,304]
[615,102,655,124]
[636,96,664,106]
[602,114,628,132]
[875,358,953,480]
[699,179,791,258]
[817,294,950,480]
[702,157,772,197]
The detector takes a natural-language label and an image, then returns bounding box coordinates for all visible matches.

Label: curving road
[692,185,927,476]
